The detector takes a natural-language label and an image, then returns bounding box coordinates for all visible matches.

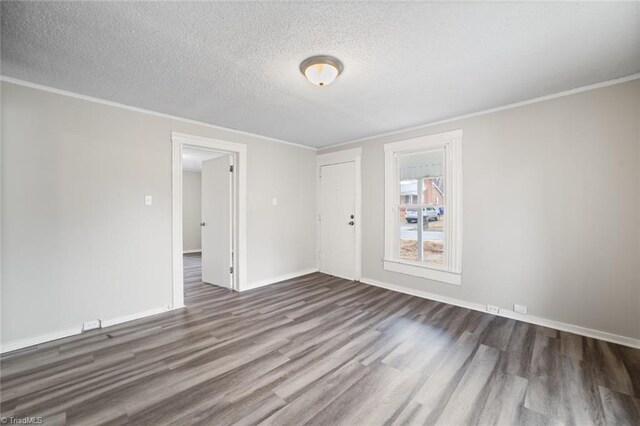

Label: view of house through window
[398,150,445,266]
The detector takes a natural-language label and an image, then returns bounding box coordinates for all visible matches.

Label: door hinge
[229,165,234,173]
[230,266,234,274]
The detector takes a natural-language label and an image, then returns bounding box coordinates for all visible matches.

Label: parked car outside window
[405,206,441,223]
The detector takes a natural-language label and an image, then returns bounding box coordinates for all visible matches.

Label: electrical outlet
[514,304,528,315]
[486,305,500,314]
[83,319,102,332]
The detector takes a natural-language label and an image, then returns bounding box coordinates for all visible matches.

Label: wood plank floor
[1,253,639,425]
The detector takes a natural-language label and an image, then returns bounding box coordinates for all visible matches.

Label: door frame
[171,132,247,307]
[316,147,362,281]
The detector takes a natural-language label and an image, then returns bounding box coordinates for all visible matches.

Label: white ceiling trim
[320,73,640,151]
[3,73,638,152]
[0,75,317,151]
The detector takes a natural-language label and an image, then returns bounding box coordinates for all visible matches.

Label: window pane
[399,151,444,189]
[399,179,419,205]
[423,207,445,265]
[422,176,445,206]
[398,149,445,265]
[399,221,417,261]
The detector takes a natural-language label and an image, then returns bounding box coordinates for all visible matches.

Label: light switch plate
[272,198,278,206]
[145,195,152,206]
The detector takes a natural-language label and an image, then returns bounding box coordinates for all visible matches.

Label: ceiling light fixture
[300,55,343,87]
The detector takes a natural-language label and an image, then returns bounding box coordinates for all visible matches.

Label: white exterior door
[319,161,356,280]
[201,155,233,288]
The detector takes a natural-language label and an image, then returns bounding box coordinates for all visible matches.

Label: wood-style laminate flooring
[1,253,639,425]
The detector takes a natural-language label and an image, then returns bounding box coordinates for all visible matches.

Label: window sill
[383,259,461,285]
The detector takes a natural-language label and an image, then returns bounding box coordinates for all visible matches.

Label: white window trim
[384,129,462,285]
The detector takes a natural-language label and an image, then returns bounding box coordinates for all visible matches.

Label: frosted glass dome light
[300,56,343,87]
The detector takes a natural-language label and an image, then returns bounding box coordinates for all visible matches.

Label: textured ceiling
[2,2,639,148]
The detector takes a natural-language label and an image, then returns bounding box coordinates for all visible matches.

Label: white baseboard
[100,305,173,328]
[0,327,83,355]
[1,305,182,354]
[183,249,201,254]
[359,277,640,349]
[243,268,318,291]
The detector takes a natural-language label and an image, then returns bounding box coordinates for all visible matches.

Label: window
[384,130,462,285]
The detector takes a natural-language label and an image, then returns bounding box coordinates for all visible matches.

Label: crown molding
[0,76,317,151]
[4,73,638,152]
[319,73,640,151]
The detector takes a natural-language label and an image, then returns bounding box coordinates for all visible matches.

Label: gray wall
[182,171,202,252]
[2,79,638,346]
[1,82,317,346]
[321,80,640,340]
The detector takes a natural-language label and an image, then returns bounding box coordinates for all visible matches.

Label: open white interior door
[201,154,233,288]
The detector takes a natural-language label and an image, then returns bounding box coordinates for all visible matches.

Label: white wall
[1,81,317,348]
[320,79,640,342]
[182,171,202,252]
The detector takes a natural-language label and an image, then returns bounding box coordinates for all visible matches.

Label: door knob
[350,214,354,219]
[348,221,355,226]
[200,222,206,226]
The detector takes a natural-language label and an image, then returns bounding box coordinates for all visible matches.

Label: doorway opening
[171,133,247,308]
[182,147,233,297]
